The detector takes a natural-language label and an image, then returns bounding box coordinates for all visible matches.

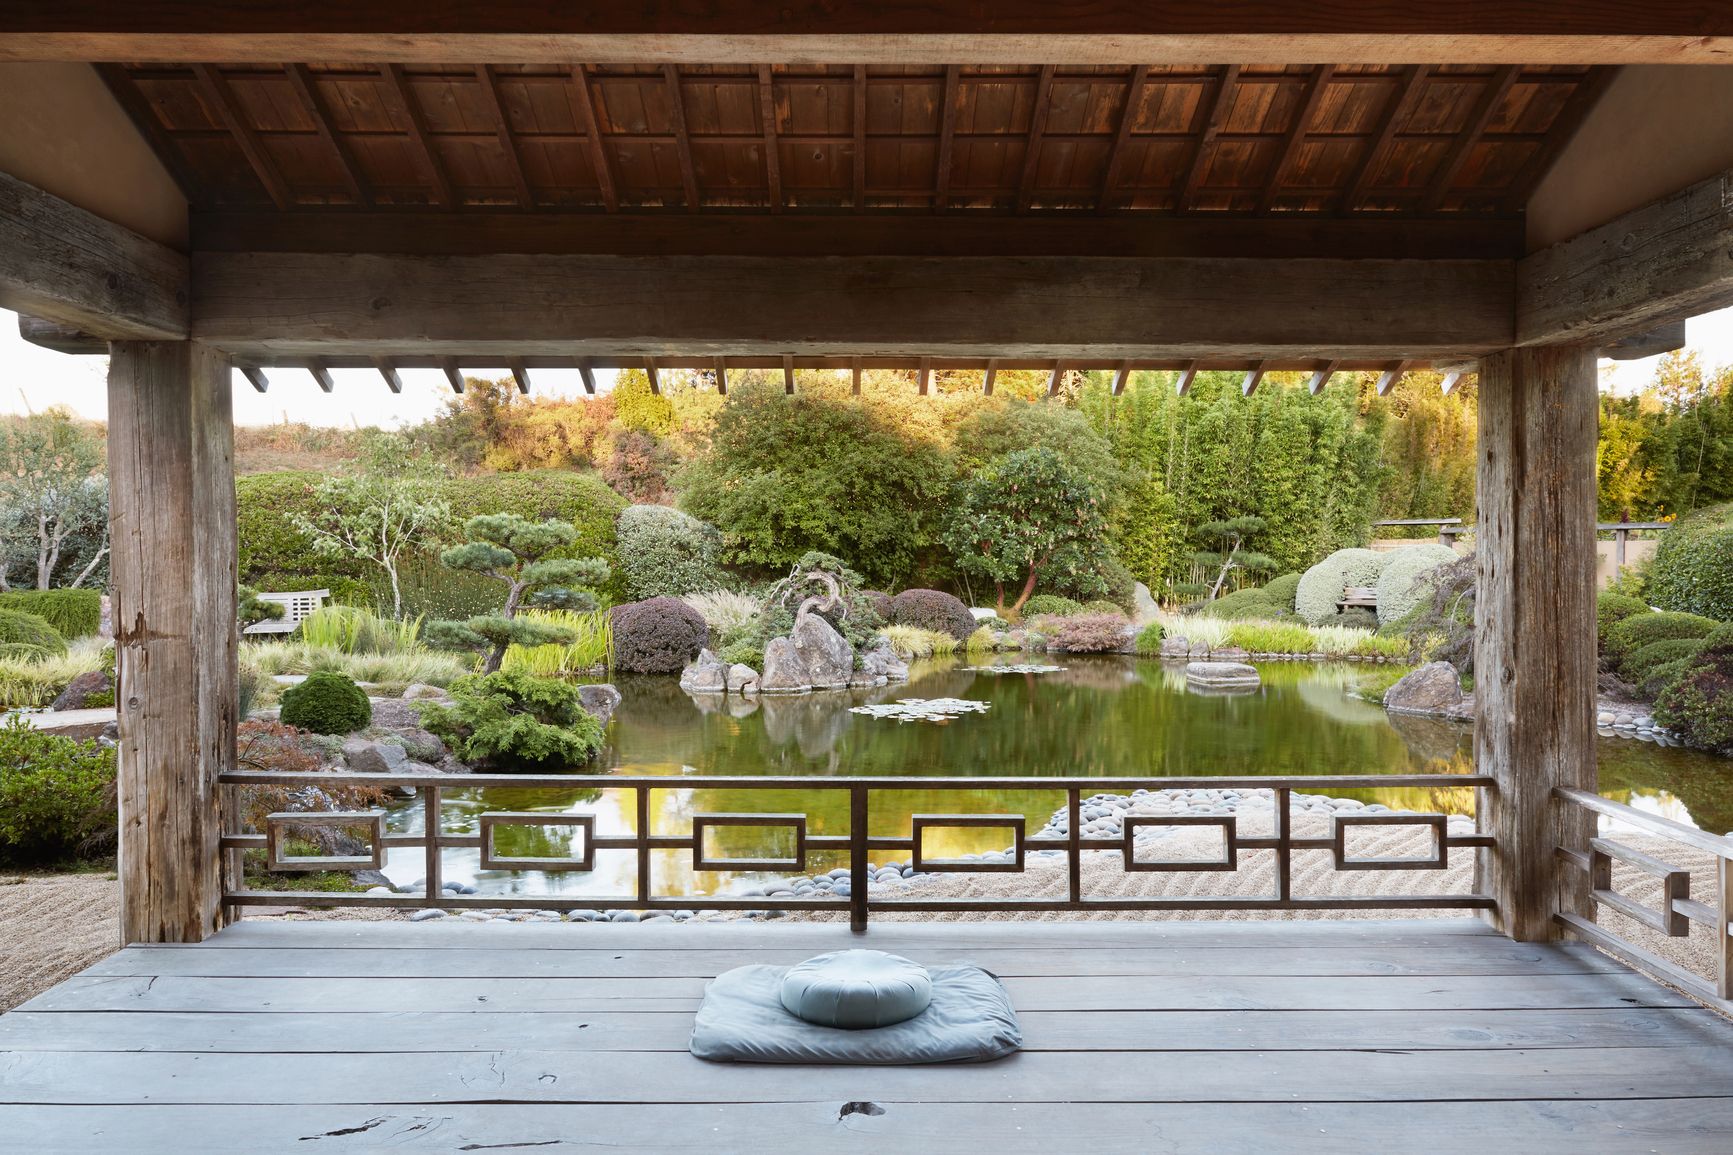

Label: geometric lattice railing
[1554,787,1733,1011]
[219,771,1495,931]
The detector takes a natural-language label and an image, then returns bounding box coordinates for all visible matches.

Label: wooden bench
[242,589,329,636]
[1339,586,1378,610]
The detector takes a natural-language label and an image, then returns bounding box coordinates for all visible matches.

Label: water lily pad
[849,698,992,723]
[962,664,1068,675]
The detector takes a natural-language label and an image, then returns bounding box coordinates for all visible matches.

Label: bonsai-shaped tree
[238,585,284,630]
[942,447,1112,617]
[424,514,611,673]
[1187,517,1276,603]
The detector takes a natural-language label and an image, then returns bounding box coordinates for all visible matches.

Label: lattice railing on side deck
[218,772,1495,931]
[1554,787,1733,1011]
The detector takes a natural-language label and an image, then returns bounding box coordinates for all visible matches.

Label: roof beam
[239,364,269,393]
[982,359,997,396]
[192,64,293,210]
[283,64,368,206]
[381,63,457,209]
[576,359,596,394]
[1015,65,1056,213]
[372,357,402,393]
[1258,65,1335,214]
[1174,362,1199,396]
[1501,66,1619,212]
[851,64,866,212]
[1240,364,1267,396]
[475,65,534,209]
[645,360,660,394]
[13,9,1730,64]
[508,359,530,394]
[0,170,188,340]
[851,356,862,396]
[759,65,784,212]
[782,354,795,394]
[1419,66,1520,214]
[933,65,961,211]
[1519,166,1733,347]
[566,65,618,212]
[1178,66,1240,211]
[917,356,931,396]
[1046,362,1063,396]
[1375,360,1413,396]
[307,359,335,393]
[440,356,464,393]
[1307,360,1340,395]
[1440,370,1466,395]
[1339,65,1430,213]
[713,356,728,394]
[663,65,701,211]
[1097,66,1148,214]
[1111,360,1133,396]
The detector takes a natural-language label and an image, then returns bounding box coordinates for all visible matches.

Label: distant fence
[1372,519,1670,583]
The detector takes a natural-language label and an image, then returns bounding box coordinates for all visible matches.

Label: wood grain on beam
[760,65,783,212]
[15,314,106,354]
[1340,65,1429,213]
[1015,65,1056,213]
[191,252,1514,362]
[664,65,701,211]
[1098,66,1148,214]
[381,64,457,209]
[933,65,961,210]
[1179,66,1240,211]
[283,64,369,206]
[566,65,617,212]
[475,65,534,208]
[192,65,293,210]
[372,358,401,393]
[192,211,1523,262]
[11,7,1732,64]
[1518,168,1733,347]
[850,64,865,212]
[1259,66,1335,214]
[0,170,188,340]
[1419,66,1520,214]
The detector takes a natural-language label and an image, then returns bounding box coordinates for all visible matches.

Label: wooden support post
[108,341,237,944]
[782,355,795,395]
[982,359,996,396]
[1475,345,1598,942]
[850,357,862,396]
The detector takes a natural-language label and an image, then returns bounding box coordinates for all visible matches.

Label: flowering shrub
[615,505,724,599]
[1374,545,1459,626]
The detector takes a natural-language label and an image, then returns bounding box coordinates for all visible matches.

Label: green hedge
[1597,591,1651,648]
[0,716,116,865]
[0,609,66,657]
[1647,502,1733,623]
[1654,624,1733,755]
[1604,610,1719,665]
[0,590,101,638]
[1620,637,1707,683]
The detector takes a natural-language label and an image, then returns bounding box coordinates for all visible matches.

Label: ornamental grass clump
[1133,622,1165,655]
[1225,621,1316,654]
[681,589,761,638]
[417,670,605,772]
[610,596,710,674]
[278,670,372,735]
[500,608,613,677]
[880,625,958,659]
[0,715,116,866]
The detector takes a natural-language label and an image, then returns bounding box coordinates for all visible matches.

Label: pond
[377,654,1733,898]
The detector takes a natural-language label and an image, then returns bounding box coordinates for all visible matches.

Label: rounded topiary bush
[1604,610,1719,666]
[1597,591,1651,648]
[859,590,894,621]
[614,505,724,600]
[279,671,372,735]
[1295,549,1391,626]
[1620,637,1707,684]
[1259,572,1303,612]
[0,609,67,658]
[610,596,710,674]
[1647,503,1733,622]
[1199,587,1282,620]
[890,589,977,642]
[1020,594,1083,619]
[1655,624,1733,754]
[1374,544,1459,626]
[0,590,102,638]
[1640,657,1700,702]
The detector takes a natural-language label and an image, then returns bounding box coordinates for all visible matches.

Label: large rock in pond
[1158,636,1191,659]
[1185,661,1261,692]
[759,638,813,694]
[679,649,729,694]
[790,613,854,689]
[51,669,113,712]
[1383,661,1468,718]
[726,664,760,695]
[578,684,622,728]
[859,636,909,682]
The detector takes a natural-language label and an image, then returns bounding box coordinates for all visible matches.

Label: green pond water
[378,655,1733,897]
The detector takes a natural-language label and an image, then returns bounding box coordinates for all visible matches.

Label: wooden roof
[104,62,1610,218]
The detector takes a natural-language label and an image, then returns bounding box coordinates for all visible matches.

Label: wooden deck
[4,918,1733,1152]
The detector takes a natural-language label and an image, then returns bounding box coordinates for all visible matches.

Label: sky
[2,305,1730,428]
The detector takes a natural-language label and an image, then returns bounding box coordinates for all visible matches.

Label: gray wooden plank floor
[4,918,1732,1153]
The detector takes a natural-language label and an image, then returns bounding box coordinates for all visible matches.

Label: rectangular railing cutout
[691,813,807,872]
[264,810,386,872]
[1123,815,1238,871]
[479,812,595,873]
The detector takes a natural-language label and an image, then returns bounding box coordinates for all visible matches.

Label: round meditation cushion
[778,949,934,1029]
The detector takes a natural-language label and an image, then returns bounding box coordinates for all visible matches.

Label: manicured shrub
[1597,591,1651,648]
[1260,572,1303,610]
[889,588,976,643]
[1654,624,1733,755]
[1133,622,1165,654]
[1604,610,1719,665]
[1647,503,1733,623]
[1639,656,1699,702]
[0,716,116,865]
[1227,621,1316,654]
[417,670,604,772]
[610,596,710,674]
[1295,548,1391,626]
[860,590,894,621]
[0,608,66,657]
[1050,613,1131,653]
[615,505,724,600]
[1081,599,1126,615]
[1020,594,1083,619]
[1374,544,1458,626]
[1199,587,1284,620]
[0,589,101,638]
[1620,637,1707,684]
[278,671,372,735]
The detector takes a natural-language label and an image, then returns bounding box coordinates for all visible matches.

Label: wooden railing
[1554,787,1733,1010]
[218,771,1494,931]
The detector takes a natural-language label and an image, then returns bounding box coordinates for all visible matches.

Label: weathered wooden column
[1475,345,1598,942]
[107,341,238,944]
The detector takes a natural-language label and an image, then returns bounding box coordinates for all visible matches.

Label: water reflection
[378,654,1730,896]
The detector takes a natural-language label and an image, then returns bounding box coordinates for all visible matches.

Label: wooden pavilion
[4,5,1733,1148]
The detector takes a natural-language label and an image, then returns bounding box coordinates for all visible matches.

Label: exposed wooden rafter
[663,65,702,210]
[645,360,661,394]
[1258,65,1336,214]
[508,358,530,394]
[381,63,457,209]
[239,364,269,393]
[1046,361,1064,396]
[917,356,932,396]
[1501,66,1619,211]
[192,64,293,210]
[566,64,618,212]
[1307,360,1340,394]
[1340,65,1430,212]
[1111,360,1133,395]
[439,356,464,393]
[1015,65,1057,213]
[1174,362,1199,396]
[1241,364,1267,396]
[576,359,597,394]
[283,64,368,206]
[475,65,534,208]
[1419,66,1520,213]
[759,65,783,212]
[307,359,335,393]
[713,356,728,394]
[982,358,998,395]
[933,65,961,210]
[850,356,863,396]
[1376,360,1414,396]
[372,357,402,393]
[1178,65,1240,211]
[93,63,206,206]
[782,355,796,394]
[1097,65,1148,214]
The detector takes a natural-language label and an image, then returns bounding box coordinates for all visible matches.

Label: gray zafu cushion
[691,959,1021,1064]
[779,949,933,1029]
